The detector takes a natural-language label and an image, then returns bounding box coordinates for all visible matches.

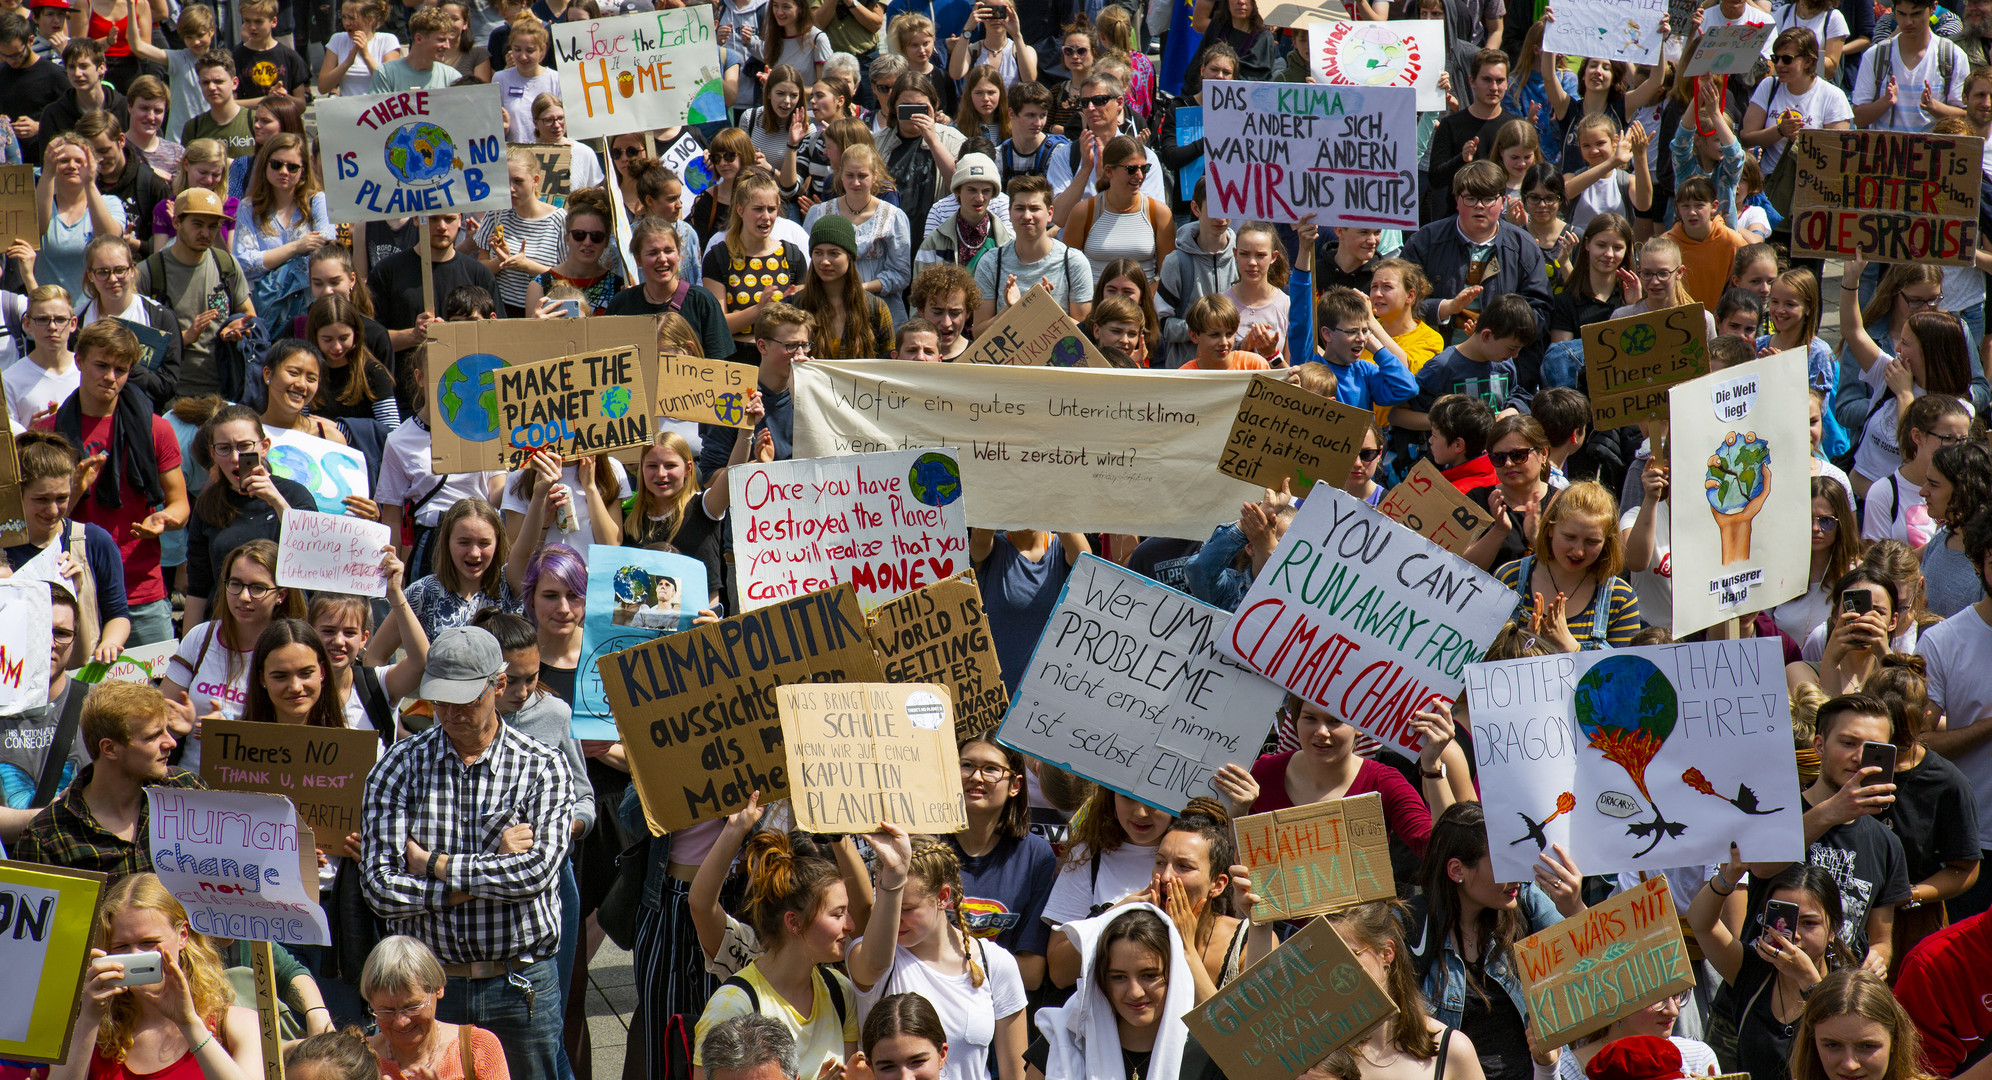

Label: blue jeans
[435,959,564,1080]
[126,599,174,646]
[554,862,580,1080]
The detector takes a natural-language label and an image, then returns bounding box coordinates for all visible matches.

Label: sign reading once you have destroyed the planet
[319,85,510,224]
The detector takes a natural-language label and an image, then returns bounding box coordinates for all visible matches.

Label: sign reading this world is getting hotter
[1204,81,1418,230]
[865,573,1010,738]
[318,85,510,224]
[1791,128,1985,266]
[552,8,727,140]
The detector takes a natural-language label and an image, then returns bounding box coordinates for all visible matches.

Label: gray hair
[868,53,909,88]
[359,935,446,1002]
[823,52,860,85]
[1079,71,1126,97]
[700,1014,799,1079]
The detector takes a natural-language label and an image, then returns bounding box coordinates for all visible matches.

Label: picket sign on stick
[318,86,510,224]
[1234,792,1393,921]
[1515,876,1696,1045]
[1582,301,1710,429]
[1681,22,1775,75]
[1307,19,1446,110]
[779,682,967,832]
[958,283,1109,366]
[1186,916,1397,1080]
[1790,128,1983,266]
[1374,458,1493,556]
[864,572,1009,738]
[0,860,105,1064]
[551,8,727,139]
[1204,81,1419,229]
[1218,373,1371,493]
[251,940,286,1080]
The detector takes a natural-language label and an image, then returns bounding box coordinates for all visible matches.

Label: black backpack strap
[143,249,169,307]
[32,683,86,807]
[355,665,393,743]
[720,974,758,1012]
[818,966,847,1027]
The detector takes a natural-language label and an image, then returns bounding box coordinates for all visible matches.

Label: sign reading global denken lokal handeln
[1204,81,1418,229]
[317,85,511,225]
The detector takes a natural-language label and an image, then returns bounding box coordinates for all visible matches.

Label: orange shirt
[1186,350,1270,370]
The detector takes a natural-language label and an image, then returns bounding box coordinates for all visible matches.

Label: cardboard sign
[0,580,51,716]
[1221,486,1514,758]
[1376,457,1494,557]
[318,85,511,225]
[791,360,1266,539]
[574,546,707,742]
[1255,0,1348,28]
[552,8,727,140]
[779,682,968,832]
[76,638,178,685]
[996,555,1285,813]
[148,787,330,944]
[1220,373,1371,493]
[0,372,23,547]
[275,510,392,598]
[492,345,653,470]
[1682,22,1775,76]
[266,426,371,516]
[250,940,285,1080]
[865,573,1009,738]
[1307,19,1446,111]
[1187,916,1396,1080]
[656,352,759,429]
[1544,0,1666,64]
[0,166,35,250]
[1234,793,1393,921]
[0,860,104,1063]
[199,719,382,851]
[1206,81,1419,229]
[425,316,661,472]
[525,142,573,207]
[959,284,1109,367]
[1583,302,1710,429]
[1516,876,1697,1045]
[730,448,969,612]
[1468,640,1802,881]
[1791,129,1984,267]
[600,584,884,833]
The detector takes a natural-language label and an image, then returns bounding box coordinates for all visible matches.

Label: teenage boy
[1853,0,1968,132]
[696,303,811,477]
[231,0,307,105]
[1665,178,1748,312]
[77,112,166,253]
[1156,178,1237,371]
[1183,294,1268,370]
[997,80,1068,185]
[1423,393,1498,492]
[894,317,943,361]
[371,6,458,92]
[180,50,252,157]
[37,37,125,145]
[368,213,497,361]
[137,188,252,400]
[493,18,558,142]
[1403,160,1553,376]
[1316,226,1383,295]
[1392,292,1538,432]
[909,262,977,360]
[974,175,1092,323]
[1530,385,1589,489]
[0,13,67,152]
[140,5,213,150]
[1290,285,1416,412]
[916,152,1011,270]
[1427,49,1525,220]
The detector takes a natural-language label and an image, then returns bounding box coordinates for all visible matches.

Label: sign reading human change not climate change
[319,85,510,224]
[1205,81,1418,229]
[148,788,330,945]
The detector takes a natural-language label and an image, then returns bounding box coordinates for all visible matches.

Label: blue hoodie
[1286,266,1418,411]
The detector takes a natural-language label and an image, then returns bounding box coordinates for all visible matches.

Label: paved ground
[585,940,637,1080]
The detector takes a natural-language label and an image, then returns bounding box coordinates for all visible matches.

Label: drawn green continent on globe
[480,388,496,419]
[441,385,462,422]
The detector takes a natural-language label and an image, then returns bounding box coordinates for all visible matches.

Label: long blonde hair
[93,874,234,1063]
[625,433,702,548]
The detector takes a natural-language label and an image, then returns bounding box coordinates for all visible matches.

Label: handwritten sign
[574,546,707,741]
[0,860,103,1063]
[1544,0,1665,64]
[275,510,391,598]
[600,584,884,833]
[0,389,24,548]
[0,166,34,250]
[997,555,1285,812]
[1222,486,1513,758]
[959,283,1108,367]
[250,940,285,1080]
[551,8,726,140]
[1206,81,1418,229]
[729,448,968,612]
[318,85,509,225]
[200,719,381,850]
[1220,373,1371,493]
[265,426,371,516]
[1791,128,1984,267]
[1187,916,1396,1080]
[525,142,572,206]
[866,573,1008,738]
[148,787,330,945]
[1235,793,1393,921]
[492,345,652,470]
[1308,19,1445,111]
[1516,876,1696,1045]
[655,352,758,429]
[779,683,967,832]
[77,638,179,685]
[1255,0,1349,28]
[1682,22,1775,76]
[0,580,51,716]
[791,360,1265,539]
[1375,457,1494,557]
[1583,302,1710,429]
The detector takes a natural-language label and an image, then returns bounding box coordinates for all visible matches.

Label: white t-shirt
[164,621,253,772]
[328,31,403,98]
[1749,78,1855,173]
[1860,468,1933,546]
[499,459,632,556]
[3,356,77,428]
[1619,501,1672,631]
[494,67,562,143]
[1850,356,1966,484]
[853,941,1027,1080]
[1851,36,1970,132]
[1772,583,1833,646]
[375,420,503,527]
[1945,263,1987,315]
[336,664,394,732]
[1919,604,1992,844]
[1041,843,1159,928]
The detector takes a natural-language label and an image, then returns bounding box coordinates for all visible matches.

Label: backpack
[1869,37,1961,112]
[142,246,242,316]
[354,664,394,742]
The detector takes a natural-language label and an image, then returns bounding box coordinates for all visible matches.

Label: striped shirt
[1494,559,1645,649]
[475,207,568,310]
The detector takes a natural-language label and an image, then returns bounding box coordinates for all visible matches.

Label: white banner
[552,9,727,140]
[275,510,392,598]
[1205,81,1419,229]
[148,788,331,946]
[318,85,510,225]
[1307,19,1446,111]
[1544,0,1667,65]
[0,580,50,716]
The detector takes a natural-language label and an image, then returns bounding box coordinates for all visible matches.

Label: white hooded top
[1034,903,1196,1080]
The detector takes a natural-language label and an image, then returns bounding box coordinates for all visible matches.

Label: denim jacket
[1401,885,1562,1028]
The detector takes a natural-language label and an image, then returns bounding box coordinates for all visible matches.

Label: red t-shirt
[1896,911,1992,1076]
[36,411,182,605]
[1247,751,1435,857]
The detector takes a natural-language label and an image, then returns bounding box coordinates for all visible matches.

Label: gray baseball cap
[420,626,505,704]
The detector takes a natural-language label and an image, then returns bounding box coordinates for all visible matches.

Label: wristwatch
[426,850,445,881]
[1421,761,1447,779]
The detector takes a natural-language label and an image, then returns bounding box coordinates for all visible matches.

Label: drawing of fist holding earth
[1706,431,1770,564]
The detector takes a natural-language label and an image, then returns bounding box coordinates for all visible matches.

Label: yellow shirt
[1368,318,1446,425]
[693,962,858,1073]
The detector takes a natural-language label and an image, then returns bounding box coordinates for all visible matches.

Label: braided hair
[906,836,985,987]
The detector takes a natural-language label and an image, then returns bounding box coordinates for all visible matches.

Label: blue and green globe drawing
[712,391,744,425]
[908,453,962,507]
[688,78,728,125]
[438,352,509,443]
[1705,431,1770,514]
[600,385,632,419]
[1618,322,1657,355]
[1049,336,1087,367]
[384,122,463,185]
[1574,655,1677,746]
[613,565,651,604]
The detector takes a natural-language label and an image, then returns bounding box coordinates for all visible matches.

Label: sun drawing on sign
[1316,22,1422,89]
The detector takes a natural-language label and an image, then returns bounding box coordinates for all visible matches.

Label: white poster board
[1307,19,1446,111]
[148,788,331,945]
[1543,0,1667,65]
[996,555,1286,813]
[318,85,511,225]
[551,8,728,140]
[1204,81,1419,229]
[1467,639,1803,882]
[275,510,392,598]
[266,426,373,516]
[1682,22,1776,76]
[0,580,51,716]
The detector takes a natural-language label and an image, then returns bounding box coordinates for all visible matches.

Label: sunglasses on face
[613,145,646,158]
[570,229,608,244]
[1815,515,1839,531]
[1118,162,1149,176]
[1078,94,1118,108]
[1487,448,1537,466]
[268,160,303,174]
[1356,447,1383,463]
[1772,53,1801,64]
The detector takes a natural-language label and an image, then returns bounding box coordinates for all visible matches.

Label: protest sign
[0,388,22,547]
[318,85,510,224]
[250,940,285,1080]
[1583,302,1710,429]
[118,317,174,377]
[1682,22,1775,76]
[791,359,1265,538]
[1544,0,1666,64]
[1516,876,1697,1045]
[525,143,573,206]
[779,683,968,832]
[1791,128,1983,267]
[0,166,34,250]
[1255,0,1348,28]
[148,787,330,945]
[866,573,1008,738]
[552,9,727,140]
[0,860,103,1063]
[200,719,381,850]
[996,555,1285,812]
[1219,373,1371,493]
[1187,916,1396,1080]
[0,581,51,716]
[960,283,1109,367]
[1177,107,1205,201]
[76,638,179,685]
[1222,486,1514,758]
[265,426,371,516]
[1205,81,1418,229]
[492,344,652,470]
[1308,19,1446,111]
[426,316,660,471]
[574,546,707,741]
[730,448,969,612]
[1668,348,1809,635]
[600,584,884,833]
[656,352,759,429]
[275,510,391,598]
[1467,639,1801,882]
[1234,792,1392,921]
[1375,457,1495,557]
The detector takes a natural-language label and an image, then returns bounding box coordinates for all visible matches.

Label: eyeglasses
[612,145,647,159]
[1356,447,1384,463]
[1488,448,1538,466]
[1637,267,1680,280]
[1772,53,1802,64]
[1327,325,1366,337]
[370,997,435,1021]
[225,579,278,599]
[1523,193,1561,207]
[1458,195,1502,208]
[90,265,133,279]
[267,160,303,174]
[1078,94,1118,108]
[1902,291,1944,308]
[51,629,75,645]
[1815,515,1840,531]
[27,314,70,327]
[570,229,608,244]
[960,762,1014,782]
[1061,44,1090,54]
[760,337,810,354]
[212,440,259,458]
[1920,429,1970,447]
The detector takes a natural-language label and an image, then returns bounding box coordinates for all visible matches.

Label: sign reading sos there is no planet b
[319,85,511,225]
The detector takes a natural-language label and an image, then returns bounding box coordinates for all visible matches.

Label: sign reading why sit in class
[779,683,967,832]
[1234,792,1393,922]
[1583,301,1710,429]
[997,556,1285,813]
[552,8,727,140]
[275,510,392,598]
[1222,486,1514,758]
[1204,81,1418,230]
[493,345,653,470]
[0,860,104,1064]
[1187,916,1397,1080]
[318,85,510,224]
[1516,876,1696,1045]
[1375,458,1494,557]
[200,719,381,851]
[1219,374,1371,493]
[959,284,1109,367]
[1791,128,1984,267]
[600,584,885,834]
[865,573,1009,738]
[148,788,330,945]
[656,352,758,429]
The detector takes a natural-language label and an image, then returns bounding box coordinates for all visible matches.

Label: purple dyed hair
[521,542,587,625]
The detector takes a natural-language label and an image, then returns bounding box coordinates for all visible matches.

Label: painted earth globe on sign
[613,565,651,604]
[438,353,508,443]
[600,385,632,419]
[1049,335,1087,367]
[1573,655,1678,751]
[907,453,963,507]
[384,122,463,184]
[1705,432,1770,514]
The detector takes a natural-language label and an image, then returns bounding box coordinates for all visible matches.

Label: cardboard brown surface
[1582,301,1711,428]
[1235,792,1393,921]
[493,345,653,470]
[1790,129,1984,267]
[1187,916,1396,1080]
[200,719,381,850]
[957,283,1108,367]
[251,940,285,1080]
[1515,875,1696,1045]
[525,142,573,206]
[1219,373,1371,492]
[1375,457,1493,556]
[779,682,968,832]
[0,167,35,251]
[865,572,1009,737]
[655,351,760,429]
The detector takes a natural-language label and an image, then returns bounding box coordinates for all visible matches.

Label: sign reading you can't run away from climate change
[1204,81,1418,229]
[318,85,510,225]
[1791,128,1984,267]
[552,8,727,140]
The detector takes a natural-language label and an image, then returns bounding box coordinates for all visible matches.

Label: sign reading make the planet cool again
[491,345,653,470]
[318,84,510,224]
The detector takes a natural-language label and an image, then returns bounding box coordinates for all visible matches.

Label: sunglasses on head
[570,228,608,244]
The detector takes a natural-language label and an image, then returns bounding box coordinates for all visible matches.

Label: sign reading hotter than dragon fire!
[318,85,510,225]
[552,9,727,140]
